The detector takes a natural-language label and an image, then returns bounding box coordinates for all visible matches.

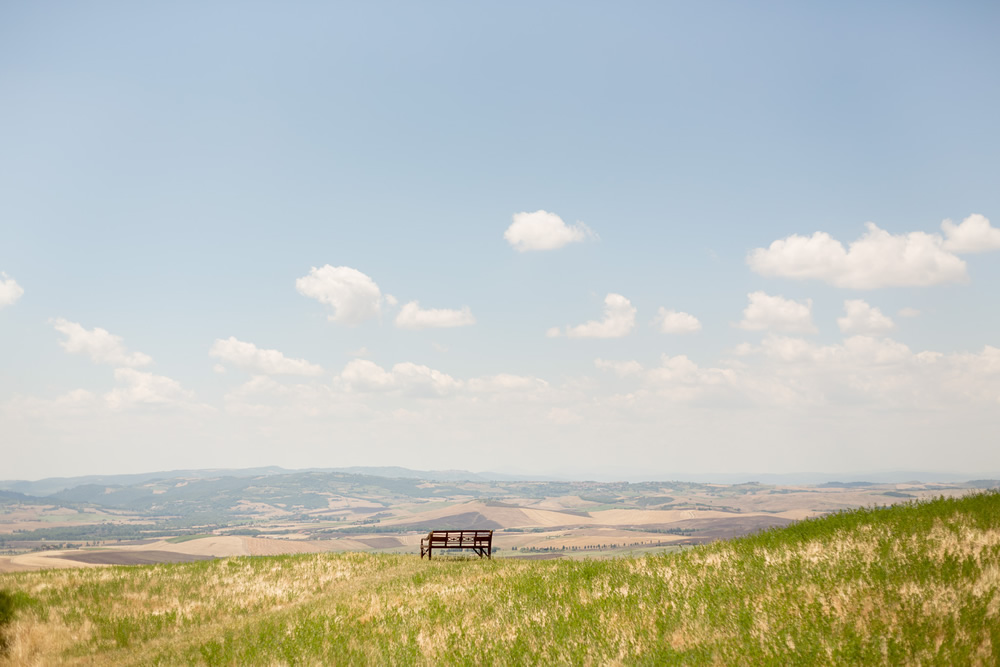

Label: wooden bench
[420,530,493,559]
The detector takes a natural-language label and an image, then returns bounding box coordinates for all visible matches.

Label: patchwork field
[1,470,989,572]
[1,492,997,664]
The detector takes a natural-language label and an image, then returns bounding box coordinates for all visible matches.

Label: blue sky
[2,2,999,480]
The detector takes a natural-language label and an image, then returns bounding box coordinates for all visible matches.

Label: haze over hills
[2,466,996,498]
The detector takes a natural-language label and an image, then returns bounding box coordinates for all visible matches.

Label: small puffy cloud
[392,362,462,396]
[747,222,967,288]
[545,327,562,338]
[654,308,701,334]
[0,273,24,307]
[338,359,460,397]
[51,318,153,367]
[941,214,1000,253]
[898,307,921,318]
[837,300,895,335]
[340,359,396,391]
[209,337,324,376]
[504,210,595,252]
[105,368,195,410]
[295,265,383,325]
[394,301,476,330]
[561,293,636,339]
[738,292,816,334]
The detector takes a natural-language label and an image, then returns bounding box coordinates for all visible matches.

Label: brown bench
[420,529,493,559]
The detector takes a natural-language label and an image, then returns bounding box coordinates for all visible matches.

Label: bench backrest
[425,530,492,545]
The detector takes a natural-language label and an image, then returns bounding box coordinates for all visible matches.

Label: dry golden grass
[1,493,997,665]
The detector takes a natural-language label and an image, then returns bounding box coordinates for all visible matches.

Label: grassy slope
[2,492,998,665]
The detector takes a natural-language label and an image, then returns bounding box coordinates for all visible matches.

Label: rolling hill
[1,491,997,664]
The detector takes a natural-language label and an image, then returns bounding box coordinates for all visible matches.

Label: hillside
[3,468,985,572]
[2,492,998,664]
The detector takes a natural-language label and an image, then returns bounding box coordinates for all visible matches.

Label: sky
[2,2,999,481]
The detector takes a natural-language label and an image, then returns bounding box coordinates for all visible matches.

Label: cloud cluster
[296,265,383,325]
[339,359,461,397]
[51,319,153,367]
[738,292,816,333]
[0,273,23,307]
[597,354,737,402]
[504,210,596,252]
[549,293,636,339]
[748,222,969,288]
[837,299,894,335]
[654,308,701,334]
[941,214,1000,253]
[105,368,197,410]
[210,337,324,376]
[593,335,1000,410]
[395,302,476,330]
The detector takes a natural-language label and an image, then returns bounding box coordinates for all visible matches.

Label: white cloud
[898,307,921,318]
[941,214,1000,253]
[209,337,324,376]
[0,273,24,307]
[340,359,396,392]
[295,265,383,325]
[338,359,461,397]
[562,293,636,339]
[733,335,1000,408]
[504,210,596,252]
[545,327,562,338]
[837,300,895,335]
[738,292,816,333]
[51,319,153,367]
[394,301,476,330]
[654,308,701,334]
[594,335,1000,411]
[747,222,968,288]
[105,368,195,410]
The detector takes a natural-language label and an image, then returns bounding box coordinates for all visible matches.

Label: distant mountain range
[0,465,994,497]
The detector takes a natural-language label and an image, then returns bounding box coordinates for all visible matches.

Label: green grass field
[2,492,998,665]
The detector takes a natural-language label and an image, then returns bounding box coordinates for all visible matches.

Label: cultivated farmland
[1,492,998,664]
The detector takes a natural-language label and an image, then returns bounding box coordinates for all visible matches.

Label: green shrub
[0,588,36,651]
